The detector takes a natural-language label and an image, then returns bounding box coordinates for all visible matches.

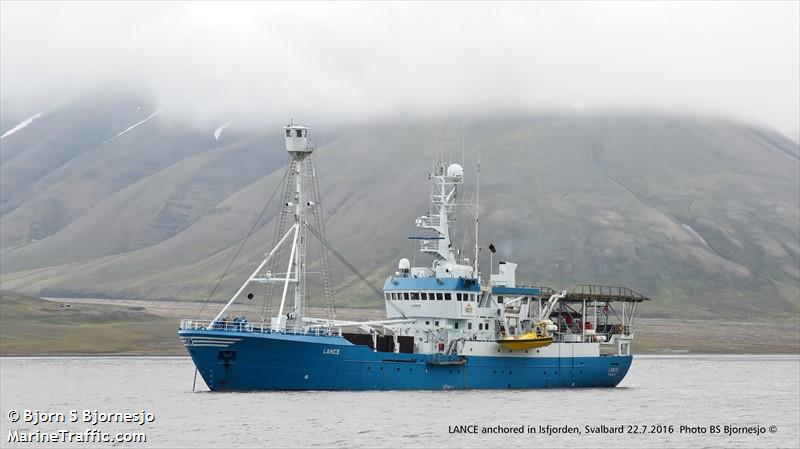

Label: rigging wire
[305,223,407,319]
[261,159,296,321]
[194,167,290,320]
[310,153,337,321]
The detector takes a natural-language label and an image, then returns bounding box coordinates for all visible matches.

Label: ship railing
[179,319,338,336]
[514,282,557,295]
[419,241,439,251]
[565,284,649,302]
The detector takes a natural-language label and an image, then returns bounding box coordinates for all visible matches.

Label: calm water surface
[1,355,798,448]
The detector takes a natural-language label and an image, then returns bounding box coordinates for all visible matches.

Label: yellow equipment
[497,332,554,350]
[496,320,555,350]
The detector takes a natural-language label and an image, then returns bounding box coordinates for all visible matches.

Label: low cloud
[1,2,798,139]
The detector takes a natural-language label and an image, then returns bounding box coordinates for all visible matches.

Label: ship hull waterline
[179,329,632,391]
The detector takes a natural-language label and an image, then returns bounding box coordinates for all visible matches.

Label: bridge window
[444,293,452,300]
[411,292,419,300]
[456,293,462,301]
[421,292,428,300]
[479,323,483,330]
[435,321,439,326]
[403,292,409,300]
[384,293,389,301]
[468,322,472,330]
[497,296,504,304]
[436,293,443,300]
[454,322,459,329]
[285,129,291,137]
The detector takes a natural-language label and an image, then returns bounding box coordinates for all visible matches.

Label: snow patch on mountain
[214,122,233,140]
[1,113,43,139]
[682,223,710,248]
[102,110,161,144]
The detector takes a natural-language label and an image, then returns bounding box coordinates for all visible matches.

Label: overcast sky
[1,2,798,140]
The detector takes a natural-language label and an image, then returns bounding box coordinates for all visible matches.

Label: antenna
[474,154,481,278]
[460,120,467,261]
[461,120,465,166]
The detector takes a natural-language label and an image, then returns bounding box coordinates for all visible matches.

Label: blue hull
[179,329,632,391]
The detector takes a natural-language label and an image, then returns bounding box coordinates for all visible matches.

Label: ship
[178,123,650,391]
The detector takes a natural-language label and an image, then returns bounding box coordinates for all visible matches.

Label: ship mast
[274,123,313,331]
[208,123,318,333]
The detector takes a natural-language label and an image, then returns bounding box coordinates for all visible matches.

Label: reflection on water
[1,355,798,448]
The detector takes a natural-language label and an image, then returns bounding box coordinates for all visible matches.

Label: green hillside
[0,290,182,354]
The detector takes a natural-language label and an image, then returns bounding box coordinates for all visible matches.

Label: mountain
[1,94,798,319]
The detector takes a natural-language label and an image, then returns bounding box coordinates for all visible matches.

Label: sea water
[1,355,797,448]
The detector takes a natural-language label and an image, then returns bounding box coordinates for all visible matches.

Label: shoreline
[42,296,800,323]
[4,294,798,356]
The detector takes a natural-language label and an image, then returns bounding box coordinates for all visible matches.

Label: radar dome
[446,163,464,179]
[398,258,411,271]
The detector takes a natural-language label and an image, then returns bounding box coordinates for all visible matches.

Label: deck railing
[179,319,337,336]
[514,282,557,295]
[566,284,649,302]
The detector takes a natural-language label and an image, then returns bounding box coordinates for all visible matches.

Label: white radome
[446,163,464,179]
[398,258,411,271]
